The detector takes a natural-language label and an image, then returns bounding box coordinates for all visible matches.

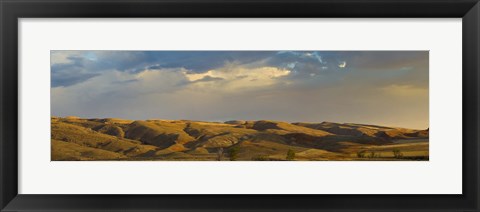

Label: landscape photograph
[51,51,429,161]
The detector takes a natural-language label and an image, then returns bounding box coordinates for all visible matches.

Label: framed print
[1,0,479,211]
[49,50,429,162]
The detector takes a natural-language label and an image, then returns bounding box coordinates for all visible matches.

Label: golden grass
[51,117,429,161]
[52,139,126,160]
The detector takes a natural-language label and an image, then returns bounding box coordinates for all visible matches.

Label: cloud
[52,64,291,110]
[192,76,225,83]
[50,51,155,87]
[51,54,100,87]
[51,71,100,87]
[51,51,82,64]
[51,51,429,129]
[184,66,291,92]
[50,51,279,87]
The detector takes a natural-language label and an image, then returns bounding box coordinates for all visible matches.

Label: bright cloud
[185,66,291,90]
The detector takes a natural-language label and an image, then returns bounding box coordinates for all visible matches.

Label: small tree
[393,149,403,159]
[216,147,224,161]
[286,149,295,161]
[357,150,366,158]
[229,147,239,161]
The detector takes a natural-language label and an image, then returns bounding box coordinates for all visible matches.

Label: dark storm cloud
[51,56,100,87]
[53,51,424,87]
[51,51,277,87]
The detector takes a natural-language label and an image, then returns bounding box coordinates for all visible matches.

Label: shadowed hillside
[51,117,429,161]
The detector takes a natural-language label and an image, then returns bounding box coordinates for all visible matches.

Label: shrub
[357,150,366,158]
[229,147,239,161]
[393,149,403,159]
[286,149,295,161]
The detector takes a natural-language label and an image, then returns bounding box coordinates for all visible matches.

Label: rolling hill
[51,117,429,161]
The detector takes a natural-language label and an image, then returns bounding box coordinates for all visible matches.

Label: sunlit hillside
[51,117,429,161]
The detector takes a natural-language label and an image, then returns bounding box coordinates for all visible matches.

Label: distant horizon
[52,115,429,130]
[51,51,429,129]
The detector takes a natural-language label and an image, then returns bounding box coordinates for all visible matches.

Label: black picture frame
[1,0,479,211]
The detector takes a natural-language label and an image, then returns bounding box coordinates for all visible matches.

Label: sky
[51,51,429,129]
